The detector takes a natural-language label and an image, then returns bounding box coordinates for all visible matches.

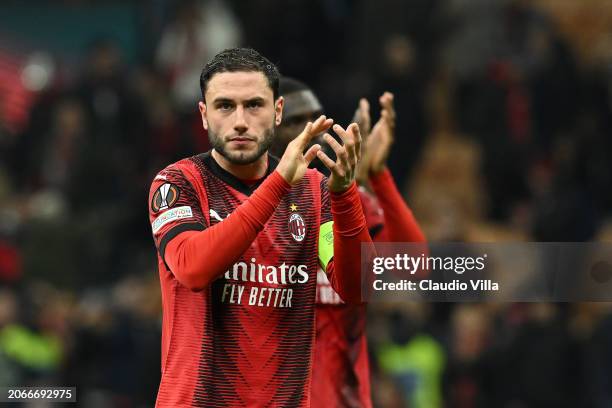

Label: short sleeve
[148,165,207,261]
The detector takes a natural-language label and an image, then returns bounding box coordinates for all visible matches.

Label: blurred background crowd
[1,0,612,406]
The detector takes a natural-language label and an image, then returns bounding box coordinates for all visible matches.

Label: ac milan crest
[288,213,306,242]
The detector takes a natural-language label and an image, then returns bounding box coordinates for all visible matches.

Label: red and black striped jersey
[148,152,332,407]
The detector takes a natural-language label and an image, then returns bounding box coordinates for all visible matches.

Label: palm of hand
[368,116,393,173]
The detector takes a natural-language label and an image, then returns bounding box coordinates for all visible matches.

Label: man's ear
[275,96,284,126]
[198,101,209,130]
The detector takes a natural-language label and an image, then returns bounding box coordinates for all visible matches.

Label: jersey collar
[197,151,280,196]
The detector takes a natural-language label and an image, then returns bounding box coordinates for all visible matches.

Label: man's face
[199,71,283,165]
[272,90,323,157]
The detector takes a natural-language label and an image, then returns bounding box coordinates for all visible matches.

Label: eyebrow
[212,96,266,105]
[244,97,266,105]
[212,97,235,105]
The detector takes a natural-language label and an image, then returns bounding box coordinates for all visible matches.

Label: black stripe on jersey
[197,151,279,196]
[159,222,205,262]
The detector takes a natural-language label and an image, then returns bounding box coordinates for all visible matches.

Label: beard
[208,122,275,165]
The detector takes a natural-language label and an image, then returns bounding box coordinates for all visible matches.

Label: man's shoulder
[151,155,202,184]
[158,155,199,174]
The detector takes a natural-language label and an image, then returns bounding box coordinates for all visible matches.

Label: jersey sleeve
[323,181,372,305]
[358,187,385,239]
[369,168,426,243]
[148,165,207,262]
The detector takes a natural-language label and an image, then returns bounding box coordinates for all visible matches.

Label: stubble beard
[209,122,276,165]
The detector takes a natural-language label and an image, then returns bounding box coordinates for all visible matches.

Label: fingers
[353,98,370,121]
[379,92,394,109]
[336,124,355,166]
[332,123,351,145]
[295,115,333,149]
[379,92,396,127]
[380,110,391,130]
[323,133,349,171]
[370,117,384,139]
[379,111,394,145]
[352,98,371,141]
[367,118,385,153]
[333,124,357,168]
[359,98,370,112]
[350,122,362,162]
[316,150,343,177]
[340,124,361,163]
[314,116,334,134]
[331,123,362,165]
[303,144,321,165]
[359,98,370,131]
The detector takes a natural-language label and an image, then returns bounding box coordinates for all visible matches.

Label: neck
[211,149,269,180]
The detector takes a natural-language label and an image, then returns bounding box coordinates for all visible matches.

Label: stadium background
[1,0,612,406]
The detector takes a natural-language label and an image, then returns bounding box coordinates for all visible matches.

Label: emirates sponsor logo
[220,258,310,309]
[223,258,309,285]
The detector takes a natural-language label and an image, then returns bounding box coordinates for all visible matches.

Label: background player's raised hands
[276,115,333,185]
[367,92,396,174]
[353,98,372,185]
[317,123,362,192]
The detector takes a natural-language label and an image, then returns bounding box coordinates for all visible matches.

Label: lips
[228,137,255,148]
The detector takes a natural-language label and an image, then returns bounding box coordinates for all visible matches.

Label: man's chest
[202,179,320,256]
[199,179,322,310]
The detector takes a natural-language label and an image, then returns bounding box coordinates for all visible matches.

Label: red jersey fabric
[148,152,370,407]
[369,168,426,244]
[311,168,426,408]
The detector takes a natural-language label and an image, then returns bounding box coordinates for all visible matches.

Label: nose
[233,106,248,134]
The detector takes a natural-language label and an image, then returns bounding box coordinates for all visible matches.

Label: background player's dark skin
[271,87,323,159]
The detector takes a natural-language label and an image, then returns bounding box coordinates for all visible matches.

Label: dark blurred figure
[500,304,579,407]
[450,0,583,223]
[443,304,495,408]
[530,135,599,242]
[63,275,160,407]
[156,0,242,110]
[375,34,428,190]
[76,39,132,145]
[354,0,440,189]
[24,99,88,196]
[585,306,612,408]
[444,304,581,408]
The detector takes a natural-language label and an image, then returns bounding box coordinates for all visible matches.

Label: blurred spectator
[375,34,428,189]
[443,304,494,407]
[373,304,445,408]
[156,0,242,110]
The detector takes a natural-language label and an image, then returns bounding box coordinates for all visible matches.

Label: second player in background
[273,77,427,408]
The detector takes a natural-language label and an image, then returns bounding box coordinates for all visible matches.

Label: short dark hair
[200,48,280,102]
[279,76,311,96]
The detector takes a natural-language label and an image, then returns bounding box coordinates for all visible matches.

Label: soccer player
[148,48,372,407]
[274,77,426,408]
